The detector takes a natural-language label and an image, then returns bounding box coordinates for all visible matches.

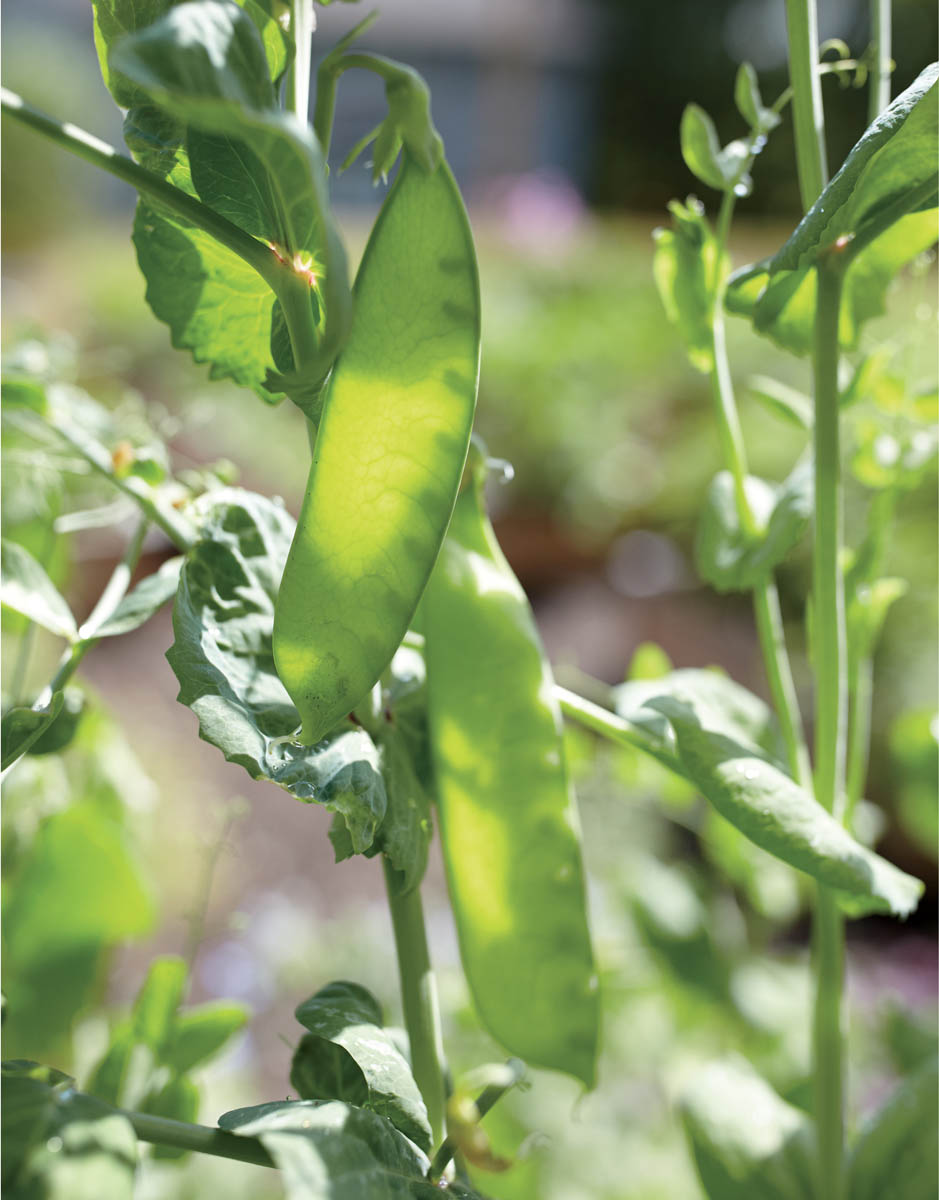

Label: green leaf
[681,1058,816,1200]
[86,1025,135,1107]
[747,375,814,430]
[1,538,77,640]
[373,729,432,894]
[653,197,721,373]
[681,104,750,194]
[613,667,788,774]
[113,1,350,409]
[695,459,813,592]
[293,981,431,1151]
[91,556,182,638]
[734,63,781,134]
[846,1060,938,1200]
[1,692,65,772]
[3,804,155,967]
[847,577,907,660]
[166,489,387,851]
[132,956,187,1055]
[727,67,939,354]
[1,1061,137,1198]
[645,694,924,918]
[164,1001,250,1075]
[217,1100,432,1199]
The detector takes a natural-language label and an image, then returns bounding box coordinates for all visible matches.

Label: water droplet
[752,135,767,153]
[743,767,759,780]
[733,180,752,198]
[47,1137,63,1153]
[489,457,515,484]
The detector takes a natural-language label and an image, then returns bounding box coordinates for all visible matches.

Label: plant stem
[556,686,657,757]
[785,0,829,209]
[286,0,316,123]
[128,1111,274,1168]
[382,860,447,1148]
[753,581,813,785]
[812,259,848,1200]
[868,0,892,122]
[844,653,872,827]
[710,303,757,535]
[0,89,283,293]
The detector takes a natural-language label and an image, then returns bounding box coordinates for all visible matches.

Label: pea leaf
[26,688,86,756]
[681,1058,816,1200]
[1,1061,137,1198]
[132,956,187,1055]
[734,63,781,134]
[613,667,787,773]
[217,1100,433,1199]
[112,1,351,411]
[293,981,431,1152]
[647,695,924,918]
[1,538,77,641]
[164,1002,250,1075]
[747,376,814,430]
[166,489,387,852]
[141,1077,200,1160]
[695,459,813,593]
[846,1060,938,1200]
[1,692,65,772]
[726,66,939,355]
[373,729,432,894]
[90,556,183,638]
[653,197,722,373]
[680,104,751,194]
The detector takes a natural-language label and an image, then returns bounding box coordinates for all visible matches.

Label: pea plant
[0,0,935,1197]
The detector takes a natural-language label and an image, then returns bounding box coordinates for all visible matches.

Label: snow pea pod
[273,153,480,745]
[423,450,599,1087]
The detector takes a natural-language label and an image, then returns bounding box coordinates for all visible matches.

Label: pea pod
[274,152,480,745]
[423,449,599,1087]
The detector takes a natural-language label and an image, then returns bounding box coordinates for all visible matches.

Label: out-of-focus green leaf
[1,1061,137,1198]
[847,577,907,659]
[293,981,431,1152]
[889,709,939,857]
[626,641,673,682]
[86,1024,135,1107]
[734,63,781,134]
[653,197,721,373]
[647,695,924,918]
[166,490,387,851]
[164,1002,250,1075]
[217,1100,432,1199]
[846,1060,938,1200]
[747,376,813,430]
[1,693,65,771]
[681,1058,816,1200]
[90,557,182,638]
[695,459,813,593]
[1,538,77,640]
[141,1077,200,1160]
[132,956,187,1055]
[26,688,86,757]
[4,804,155,966]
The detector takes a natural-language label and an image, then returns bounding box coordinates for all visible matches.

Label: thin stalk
[868,0,892,122]
[844,653,872,827]
[312,11,381,156]
[0,89,283,293]
[812,259,848,1200]
[785,0,829,208]
[382,861,447,1148]
[128,1111,274,1168]
[286,0,316,123]
[753,581,813,785]
[428,1059,525,1181]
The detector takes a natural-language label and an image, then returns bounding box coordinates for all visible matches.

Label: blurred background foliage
[1,0,936,1197]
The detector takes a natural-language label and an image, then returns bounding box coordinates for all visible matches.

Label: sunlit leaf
[1,538,77,641]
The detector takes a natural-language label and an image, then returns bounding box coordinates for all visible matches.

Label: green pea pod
[423,450,599,1087]
[273,152,481,745]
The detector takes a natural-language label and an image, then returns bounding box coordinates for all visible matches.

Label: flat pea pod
[273,152,481,745]
[423,451,599,1087]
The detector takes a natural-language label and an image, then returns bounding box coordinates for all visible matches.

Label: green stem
[382,860,447,1148]
[812,259,848,1200]
[868,0,892,123]
[428,1059,525,1181]
[312,11,381,156]
[844,652,872,827]
[128,1111,274,1168]
[711,303,757,535]
[753,580,813,786]
[0,89,283,293]
[556,686,659,757]
[286,0,316,123]
[785,0,829,208]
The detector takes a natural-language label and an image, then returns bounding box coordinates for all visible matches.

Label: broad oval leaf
[681,1058,816,1200]
[681,104,729,191]
[90,556,183,638]
[734,63,781,134]
[846,1059,938,1200]
[217,1099,433,1200]
[1,538,77,641]
[293,981,431,1152]
[695,460,813,593]
[1,692,65,772]
[166,489,388,853]
[646,694,924,918]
